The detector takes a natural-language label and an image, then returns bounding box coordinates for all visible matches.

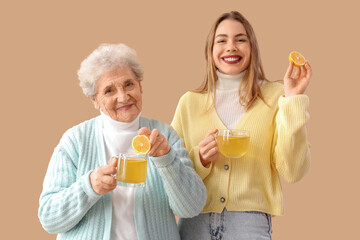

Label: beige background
[1,0,359,239]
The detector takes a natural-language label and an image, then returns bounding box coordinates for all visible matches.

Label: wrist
[200,156,211,167]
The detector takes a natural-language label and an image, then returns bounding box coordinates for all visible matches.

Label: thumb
[138,127,152,137]
[284,61,294,79]
[108,156,118,167]
[206,129,218,137]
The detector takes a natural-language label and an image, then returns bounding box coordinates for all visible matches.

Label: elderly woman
[38,43,207,240]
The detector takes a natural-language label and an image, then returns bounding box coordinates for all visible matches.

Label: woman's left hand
[283,60,312,97]
[138,127,170,157]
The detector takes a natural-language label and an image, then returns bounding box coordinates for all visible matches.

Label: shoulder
[175,91,208,113]
[178,91,206,104]
[64,116,99,135]
[140,116,180,141]
[262,80,284,93]
[60,116,100,146]
[140,116,171,132]
[261,80,284,100]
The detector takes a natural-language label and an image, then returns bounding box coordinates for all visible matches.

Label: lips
[222,55,242,64]
[116,104,133,111]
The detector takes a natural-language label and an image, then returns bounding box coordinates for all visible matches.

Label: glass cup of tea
[114,153,147,187]
[216,129,250,158]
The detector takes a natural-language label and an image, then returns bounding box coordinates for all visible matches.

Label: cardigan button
[220,197,225,203]
[224,165,229,170]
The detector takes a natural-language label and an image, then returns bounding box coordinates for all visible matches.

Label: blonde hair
[78,43,143,99]
[194,11,268,111]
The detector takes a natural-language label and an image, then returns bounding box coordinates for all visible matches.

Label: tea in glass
[216,129,250,158]
[116,153,147,187]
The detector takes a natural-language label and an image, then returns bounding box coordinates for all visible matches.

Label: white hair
[78,43,144,99]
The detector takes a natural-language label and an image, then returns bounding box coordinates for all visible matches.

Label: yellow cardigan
[171,81,310,216]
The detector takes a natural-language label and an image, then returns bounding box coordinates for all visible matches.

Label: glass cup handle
[111,154,120,178]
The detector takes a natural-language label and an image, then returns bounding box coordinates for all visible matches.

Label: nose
[116,89,130,103]
[226,40,238,52]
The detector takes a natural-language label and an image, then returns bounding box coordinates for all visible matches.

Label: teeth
[224,57,240,61]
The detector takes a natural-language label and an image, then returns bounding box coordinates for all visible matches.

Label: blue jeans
[178,209,272,240]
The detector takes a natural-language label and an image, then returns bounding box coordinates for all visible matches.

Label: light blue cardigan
[38,116,206,240]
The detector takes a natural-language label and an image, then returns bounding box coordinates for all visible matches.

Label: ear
[89,96,100,110]
[139,81,143,94]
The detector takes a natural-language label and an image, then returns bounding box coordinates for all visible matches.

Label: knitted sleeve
[171,93,212,179]
[38,142,101,233]
[189,145,213,180]
[170,94,185,140]
[272,95,311,183]
[149,126,207,218]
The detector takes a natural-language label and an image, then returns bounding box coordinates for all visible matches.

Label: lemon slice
[289,51,306,67]
[132,135,151,155]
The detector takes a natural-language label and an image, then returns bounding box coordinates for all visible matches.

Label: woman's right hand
[199,129,220,167]
[90,156,118,195]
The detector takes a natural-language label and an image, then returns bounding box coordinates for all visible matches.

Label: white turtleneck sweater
[100,110,139,240]
[215,71,246,129]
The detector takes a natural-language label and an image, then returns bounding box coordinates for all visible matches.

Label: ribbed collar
[216,70,246,91]
[100,109,140,132]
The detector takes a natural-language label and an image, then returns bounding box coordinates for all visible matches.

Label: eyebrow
[215,33,247,38]
[102,84,113,91]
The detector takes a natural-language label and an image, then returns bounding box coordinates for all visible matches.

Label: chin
[223,69,243,75]
[218,65,244,75]
[118,114,139,123]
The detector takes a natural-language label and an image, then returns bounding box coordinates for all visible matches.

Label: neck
[216,70,246,91]
[100,110,140,132]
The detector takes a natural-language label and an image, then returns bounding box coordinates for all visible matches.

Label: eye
[237,38,247,42]
[124,81,135,89]
[104,88,112,94]
[216,39,226,43]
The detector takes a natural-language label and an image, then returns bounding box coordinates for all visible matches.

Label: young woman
[171,11,312,239]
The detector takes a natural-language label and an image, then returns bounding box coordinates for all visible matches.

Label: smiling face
[91,66,143,122]
[212,19,251,75]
